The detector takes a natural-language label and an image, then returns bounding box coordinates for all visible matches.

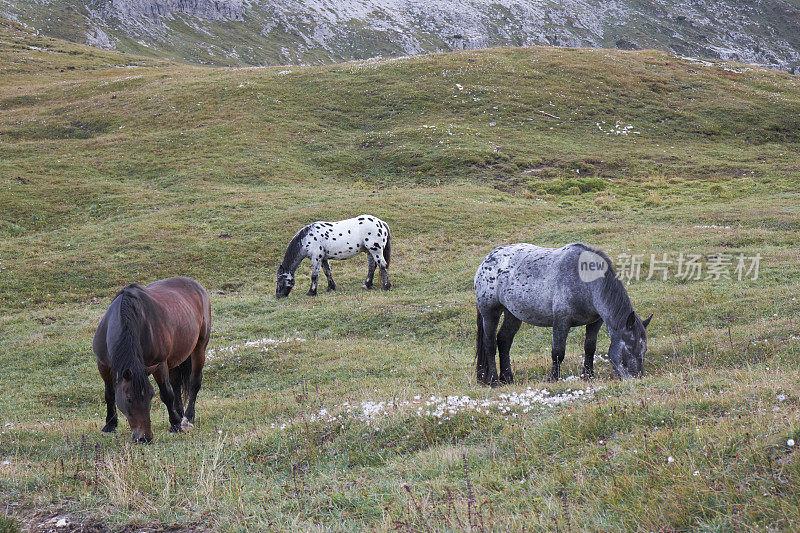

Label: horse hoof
[500,374,514,385]
[306,291,317,297]
[169,424,183,434]
[180,417,194,430]
[101,424,117,433]
[382,283,391,291]
[362,283,373,290]
[327,285,336,292]
[482,373,500,387]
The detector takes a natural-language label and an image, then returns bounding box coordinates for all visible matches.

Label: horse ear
[626,311,636,330]
[144,363,160,375]
[121,368,132,381]
[642,314,653,328]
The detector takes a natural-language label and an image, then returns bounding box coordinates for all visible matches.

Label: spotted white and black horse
[276,215,391,297]
[475,243,652,386]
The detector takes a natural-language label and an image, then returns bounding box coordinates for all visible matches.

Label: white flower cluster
[302,384,598,428]
[596,120,639,135]
[206,336,306,360]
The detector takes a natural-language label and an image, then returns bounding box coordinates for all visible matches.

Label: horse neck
[110,290,147,378]
[281,229,309,273]
[590,272,633,333]
[284,252,305,273]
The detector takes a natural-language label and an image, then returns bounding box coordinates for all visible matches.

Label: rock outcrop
[107,0,243,22]
[1,0,798,71]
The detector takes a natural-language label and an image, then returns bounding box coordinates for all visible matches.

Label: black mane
[600,268,634,328]
[596,252,634,329]
[280,225,311,271]
[574,243,634,329]
[110,284,160,400]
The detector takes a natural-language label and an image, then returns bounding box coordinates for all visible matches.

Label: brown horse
[93,277,210,442]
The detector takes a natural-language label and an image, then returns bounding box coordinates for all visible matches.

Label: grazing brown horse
[93,277,210,442]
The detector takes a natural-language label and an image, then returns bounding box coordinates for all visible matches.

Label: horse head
[276,266,295,298]
[115,366,156,443]
[608,312,652,379]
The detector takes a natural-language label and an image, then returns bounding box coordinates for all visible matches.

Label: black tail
[476,309,486,383]
[171,356,192,403]
[383,229,391,268]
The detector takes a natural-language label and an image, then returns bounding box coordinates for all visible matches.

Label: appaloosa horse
[475,243,651,386]
[93,277,210,442]
[276,215,391,297]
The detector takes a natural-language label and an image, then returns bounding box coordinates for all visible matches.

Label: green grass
[1,20,800,531]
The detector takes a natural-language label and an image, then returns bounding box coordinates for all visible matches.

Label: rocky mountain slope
[1,0,799,71]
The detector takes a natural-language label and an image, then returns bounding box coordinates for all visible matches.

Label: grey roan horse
[474,243,652,386]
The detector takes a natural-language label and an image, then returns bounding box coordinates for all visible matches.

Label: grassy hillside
[1,19,800,531]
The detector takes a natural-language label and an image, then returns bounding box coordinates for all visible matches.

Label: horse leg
[307,257,321,296]
[152,365,183,433]
[479,308,502,386]
[497,311,522,385]
[372,250,391,290]
[99,364,117,433]
[322,259,336,291]
[182,369,203,427]
[169,369,185,421]
[583,319,602,380]
[379,263,391,290]
[548,321,570,382]
[182,345,206,427]
[362,255,377,289]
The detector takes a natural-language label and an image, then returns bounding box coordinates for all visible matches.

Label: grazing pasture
[1,19,800,531]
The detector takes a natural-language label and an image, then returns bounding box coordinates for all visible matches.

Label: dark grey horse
[474,243,652,386]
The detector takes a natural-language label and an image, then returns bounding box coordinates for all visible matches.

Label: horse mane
[574,243,633,329]
[280,225,311,271]
[110,284,159,400]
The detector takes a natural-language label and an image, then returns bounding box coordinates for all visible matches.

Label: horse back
[144,276,210,339]
[475,243,599,326]
[144,277,210,368]
[95,277,209,370]
[308,215,389,261]
[145,277,209,317]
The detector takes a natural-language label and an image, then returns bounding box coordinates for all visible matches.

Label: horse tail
[383,229,391,268]
[476,308,485,383]
[171,356,193,403]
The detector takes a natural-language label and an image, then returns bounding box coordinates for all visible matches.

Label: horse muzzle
[131,432,153,444]
[611,364,633,380]
[616,368,642,380]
